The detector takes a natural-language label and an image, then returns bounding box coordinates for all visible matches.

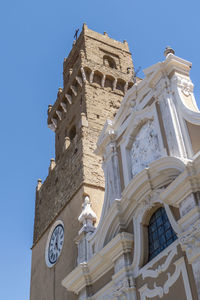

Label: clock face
[45,221,64,267]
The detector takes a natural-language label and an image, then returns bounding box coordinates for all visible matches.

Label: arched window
[69,125,76,141]
[148,207,177,261]
[103,55,116,69]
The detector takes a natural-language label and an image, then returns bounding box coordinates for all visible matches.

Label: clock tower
[30,24,134,300]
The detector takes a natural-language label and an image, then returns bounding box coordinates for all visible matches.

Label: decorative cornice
[160,155,200,206]
[61,232,133,294]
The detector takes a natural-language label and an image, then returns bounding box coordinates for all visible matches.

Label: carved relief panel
[120,105,168,186]
[130,120,162,177]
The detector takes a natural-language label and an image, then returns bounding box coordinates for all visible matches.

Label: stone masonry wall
[33,133,84,244]
[82,84,124,188]
[33,25,134,244]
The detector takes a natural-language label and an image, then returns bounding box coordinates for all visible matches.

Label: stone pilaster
[102,131,122,208]
[178,193,200,299]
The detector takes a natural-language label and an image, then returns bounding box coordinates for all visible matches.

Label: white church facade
[62,48,200,300]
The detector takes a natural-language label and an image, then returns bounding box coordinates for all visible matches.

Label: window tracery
[148,207,177,261]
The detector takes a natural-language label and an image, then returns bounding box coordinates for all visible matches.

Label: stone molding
[140,241,178,279]
[61,232,133,294]
[139,257,193,300]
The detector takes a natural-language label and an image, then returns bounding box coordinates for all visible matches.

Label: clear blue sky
[0,1,200,299]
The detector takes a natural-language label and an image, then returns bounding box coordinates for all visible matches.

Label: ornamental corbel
[70,85,78,96]
[76,76,83,87]
[60,102,67,113]
[51,117,58,127]
[113,78,117,90]
[89,70,94,83]
[101,74,106,87]
[65,93,72,104]
[81,67,87,82]
[56,110,62,120]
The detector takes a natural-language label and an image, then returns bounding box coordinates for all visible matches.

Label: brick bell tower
[30,24,134,300]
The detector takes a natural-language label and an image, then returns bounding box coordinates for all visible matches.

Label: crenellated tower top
[47,23,134,160]
[33,24,134,244]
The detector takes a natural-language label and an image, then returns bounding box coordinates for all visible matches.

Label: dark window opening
[148,207,177,261]
[116,79,125,92]
[93,72,102,85]
[69,125,76,141]
[105,76,113,89]
[103,55,116,69]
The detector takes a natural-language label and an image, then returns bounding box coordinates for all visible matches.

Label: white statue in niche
[131,120,161,177]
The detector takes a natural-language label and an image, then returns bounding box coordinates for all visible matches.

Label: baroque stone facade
[31,26,200,300]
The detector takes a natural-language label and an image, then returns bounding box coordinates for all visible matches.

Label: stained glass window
[148,207,177,261]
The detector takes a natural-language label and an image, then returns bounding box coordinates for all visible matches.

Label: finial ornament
[48,105,52,115]
[78,196,97,234]
[49,158,56,171]
[164,46,175,58]
[37,179,42,190]
[82,23,87,30]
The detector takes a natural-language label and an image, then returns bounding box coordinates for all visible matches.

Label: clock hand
[55,235,59,250]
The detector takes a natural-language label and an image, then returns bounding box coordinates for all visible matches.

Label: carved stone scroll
[139,257,193,300]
